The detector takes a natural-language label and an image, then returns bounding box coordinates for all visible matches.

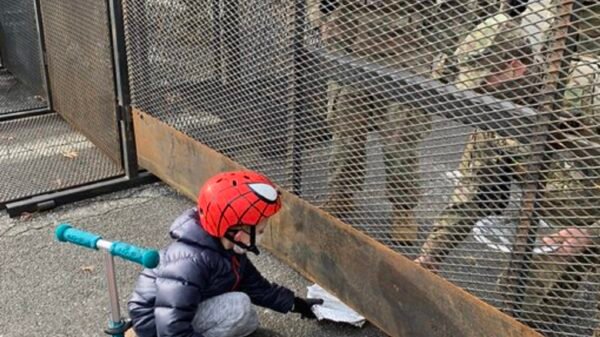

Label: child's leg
[192,292,259,337]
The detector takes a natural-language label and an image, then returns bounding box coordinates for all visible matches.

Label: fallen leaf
[19,212,33,221]
[62,150,78,159]
[81,265,95,273]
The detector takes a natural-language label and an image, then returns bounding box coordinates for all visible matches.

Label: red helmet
[197,170,282,239]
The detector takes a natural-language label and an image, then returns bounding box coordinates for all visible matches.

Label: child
[128,170,323,337]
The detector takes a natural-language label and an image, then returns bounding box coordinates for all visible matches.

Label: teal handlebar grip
[110,242,159,269]
[55,224,101,250]
[55,224,159,268]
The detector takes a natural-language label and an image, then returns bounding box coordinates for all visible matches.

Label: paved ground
[0,182,386,337]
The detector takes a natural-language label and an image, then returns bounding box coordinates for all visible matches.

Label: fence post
[290,0,308,196]
[107,0,139,178]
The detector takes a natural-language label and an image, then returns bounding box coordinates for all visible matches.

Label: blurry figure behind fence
[307,0,501,245]
[416,1,600,335]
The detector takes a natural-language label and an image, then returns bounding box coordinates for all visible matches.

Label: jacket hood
[169,208,223,252]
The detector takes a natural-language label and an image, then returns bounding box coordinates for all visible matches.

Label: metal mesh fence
[0,114,122,205]
[0,0,49,114]
[123,0,297,186]
[38,0,122,165]
[0,0,48,99]
[122,0,600,336]
[0,68,47,114]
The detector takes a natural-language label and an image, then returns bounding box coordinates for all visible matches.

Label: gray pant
[192,292,259,337]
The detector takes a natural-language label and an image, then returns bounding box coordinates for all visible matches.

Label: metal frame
[318,50,537,142]
[0,107,52,122]
[4,171,158,217]
[291,0,330,196]
[308,49,599,159]
[107,0,138,178]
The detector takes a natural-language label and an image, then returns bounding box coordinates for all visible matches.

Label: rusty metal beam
[132,108,542,337]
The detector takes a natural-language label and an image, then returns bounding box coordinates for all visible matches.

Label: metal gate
[38,0,122,165]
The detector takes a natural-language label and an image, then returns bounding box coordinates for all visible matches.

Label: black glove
[291,297,324,319]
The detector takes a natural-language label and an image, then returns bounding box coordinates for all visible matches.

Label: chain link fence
[122,0,600,336]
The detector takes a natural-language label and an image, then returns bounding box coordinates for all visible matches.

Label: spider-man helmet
[197,170,281,240]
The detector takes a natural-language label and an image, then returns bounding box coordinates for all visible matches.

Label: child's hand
[291,297,323,319]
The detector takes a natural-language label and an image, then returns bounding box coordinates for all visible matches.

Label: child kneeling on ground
[128,170,323,337]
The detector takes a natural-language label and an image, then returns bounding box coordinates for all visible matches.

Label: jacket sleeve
[239,259,295,313]
[154,256,208,337]
[128,269,159,336]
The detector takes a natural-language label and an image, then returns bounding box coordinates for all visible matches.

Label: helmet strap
[225,226,259,255]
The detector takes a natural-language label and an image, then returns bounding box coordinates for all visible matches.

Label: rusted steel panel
[132,108,542,337]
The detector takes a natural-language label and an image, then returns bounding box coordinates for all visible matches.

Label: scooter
[55,224,160,337]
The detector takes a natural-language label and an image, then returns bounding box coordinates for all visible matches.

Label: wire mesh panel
[122,0,600,336]
[0,68,47,114]
[0,0,49,113]
[38,0,122,165]
[0,114,122,205]
[123,0,296,187]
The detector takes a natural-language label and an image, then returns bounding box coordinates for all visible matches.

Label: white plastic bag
[473,215,559,254]
[306,284,366,327]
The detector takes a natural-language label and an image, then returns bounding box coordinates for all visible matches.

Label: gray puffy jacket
[127,208,295,337]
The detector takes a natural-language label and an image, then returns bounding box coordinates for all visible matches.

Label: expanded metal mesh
[0,0,49,113]
[0,114,122,205]
[0,68,47,114]
[122,0,600,336]
[0,0,47,99]
[38,0,122,165]
[123,0,296,186]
